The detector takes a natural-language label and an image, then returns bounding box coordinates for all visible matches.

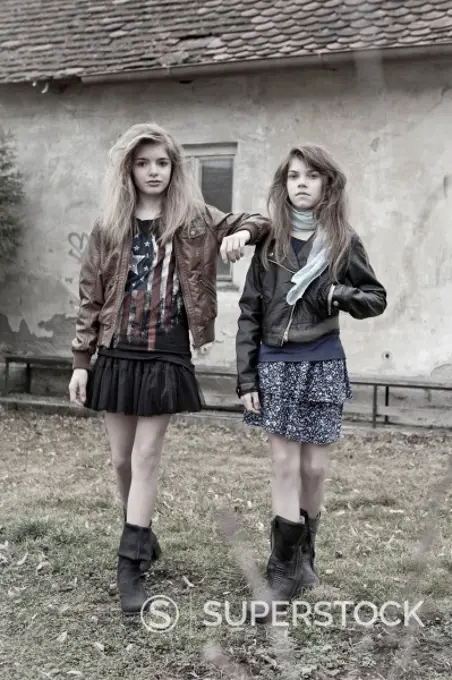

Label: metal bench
[3,354,72,395]
[195,368,452,429]
[349,375,452,428]
[2,357,451,428]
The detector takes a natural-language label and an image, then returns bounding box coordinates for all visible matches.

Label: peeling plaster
[0,312,76,355]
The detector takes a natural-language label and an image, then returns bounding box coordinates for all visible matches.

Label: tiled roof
[1,0,452,84]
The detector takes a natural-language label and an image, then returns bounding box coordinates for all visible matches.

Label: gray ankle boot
[122,507,161,573]
[117,523,154,614]
[299,509,321,588]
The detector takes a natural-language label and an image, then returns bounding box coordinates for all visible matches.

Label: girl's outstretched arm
[236,249,264,397]
[205,204,270,246]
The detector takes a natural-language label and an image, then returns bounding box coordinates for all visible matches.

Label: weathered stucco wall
[0,56,451,379]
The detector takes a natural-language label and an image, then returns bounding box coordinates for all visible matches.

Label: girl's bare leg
[104,412,138,507]
[269,434,302,522]
[126,414,171,526]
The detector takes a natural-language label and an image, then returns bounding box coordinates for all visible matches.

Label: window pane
[200,157,233,213]
[200,157,234,279]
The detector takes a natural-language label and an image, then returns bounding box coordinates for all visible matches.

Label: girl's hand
[68,369,88,406]
[220,230,251,264]
[241,391,261,414]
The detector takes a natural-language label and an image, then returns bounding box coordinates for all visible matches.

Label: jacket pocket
[199,277,217,319]
[200,277,216,298]
[305,275,340,319]
[184,221,206,240]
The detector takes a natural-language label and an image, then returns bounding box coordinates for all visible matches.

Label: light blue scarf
[286,207,329,306]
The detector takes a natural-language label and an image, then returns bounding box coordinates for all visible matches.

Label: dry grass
[1,408,452,680]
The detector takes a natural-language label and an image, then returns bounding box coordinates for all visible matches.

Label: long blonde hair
[99,122,205,246]
[263,145,355,280]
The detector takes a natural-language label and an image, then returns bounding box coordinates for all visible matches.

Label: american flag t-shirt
[113,219,190,354]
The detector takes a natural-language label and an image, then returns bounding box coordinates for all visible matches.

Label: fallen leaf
[260,654,277,667]
[16,553,28,566]
[36,561,50,573]
[57,631,68,643]
[182,575,195,588]
[93,642,104,653]
[8,587,22,597]
[59,604,70,614]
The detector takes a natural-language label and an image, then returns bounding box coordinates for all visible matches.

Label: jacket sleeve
[331,234,387,320]
[71,222,105,370]
[204,204,270,246]
[236,250,263,397]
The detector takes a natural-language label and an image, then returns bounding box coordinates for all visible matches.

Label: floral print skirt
[243,359,353,445]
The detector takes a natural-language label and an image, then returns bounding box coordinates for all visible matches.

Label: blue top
[291,236,307,257]
[258,237,345,363]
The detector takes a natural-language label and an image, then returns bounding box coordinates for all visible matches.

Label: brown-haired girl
[68,122,268,614]
[236,144,386,615]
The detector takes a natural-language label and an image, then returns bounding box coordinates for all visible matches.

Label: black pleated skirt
[85,352,205,417]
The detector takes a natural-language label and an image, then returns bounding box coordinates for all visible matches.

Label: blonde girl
[69,123,268,614]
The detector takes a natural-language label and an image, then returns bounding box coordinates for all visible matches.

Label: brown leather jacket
[71,205,269,369]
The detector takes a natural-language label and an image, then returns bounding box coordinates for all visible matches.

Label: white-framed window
[184,143,237,281]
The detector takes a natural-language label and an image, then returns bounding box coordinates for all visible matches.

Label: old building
[1,1,452,379]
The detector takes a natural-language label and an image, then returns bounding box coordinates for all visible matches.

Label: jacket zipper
[107,241,130,341]
[268,258,296,274]
[173,240,200,348]
[267,256,296,345]
[281,306,296,346]
[200,277,216,297]
[267,258,297,345]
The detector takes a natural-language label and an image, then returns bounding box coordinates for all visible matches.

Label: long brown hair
[99,122,205,247]
[263,144,355,280]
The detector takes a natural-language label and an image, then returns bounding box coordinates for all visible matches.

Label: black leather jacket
[236,232,387,397]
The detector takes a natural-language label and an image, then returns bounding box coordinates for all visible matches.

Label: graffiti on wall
[68,232,89,263]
